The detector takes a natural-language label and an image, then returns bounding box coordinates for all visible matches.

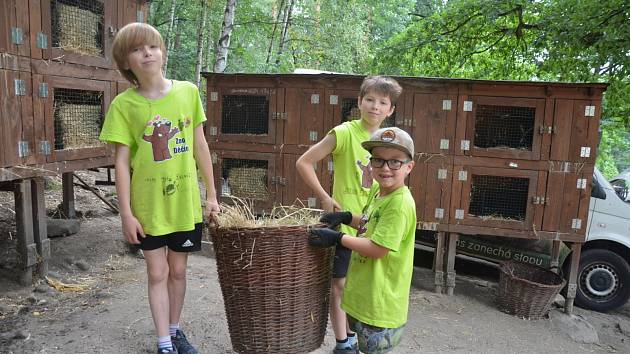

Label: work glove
[320,211,352,230]
[308,227,343,248]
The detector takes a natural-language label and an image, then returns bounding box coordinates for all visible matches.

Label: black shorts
[332,243,351,278]
[137,223,202,252]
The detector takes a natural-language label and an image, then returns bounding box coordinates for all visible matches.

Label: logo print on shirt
[143,115,180,162]
[357,156,373,189]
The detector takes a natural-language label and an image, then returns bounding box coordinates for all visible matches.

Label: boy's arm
[341,235,389,259]
[193,124,220,221]
[296,134,341,212]
[114,143,144,244]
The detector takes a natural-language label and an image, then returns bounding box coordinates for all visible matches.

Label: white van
[415,168,630,312]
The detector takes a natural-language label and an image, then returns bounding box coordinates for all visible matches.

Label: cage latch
[11,27,24,45]
[271,176,286,186]
[14,79,26,96]
[272,112,287,120]
[576,178,587,190]
[18,141,30,157]
[37,32,48,49]
[539,125,555,135]
[531,196,549,205]
[40,141,51,155]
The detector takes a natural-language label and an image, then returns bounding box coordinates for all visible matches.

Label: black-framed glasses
[369,157,410,170]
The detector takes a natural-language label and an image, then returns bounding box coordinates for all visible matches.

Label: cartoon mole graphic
[357,159,373,188]
[143,119,180,162]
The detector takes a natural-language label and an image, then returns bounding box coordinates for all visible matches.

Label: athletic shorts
[332,243,352,278]
[348,315,405,354]
[137,223,202,252]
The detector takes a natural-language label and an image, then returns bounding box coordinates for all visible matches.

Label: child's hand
[205,198,220,224]
[320,211,352,230]
[308,227,343,248]
[322,196,342,212]
[121,214,144,244]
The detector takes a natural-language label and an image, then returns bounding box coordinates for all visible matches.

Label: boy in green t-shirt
[99,23,219,354]
[309,127,416,354]
[297,77,402,353]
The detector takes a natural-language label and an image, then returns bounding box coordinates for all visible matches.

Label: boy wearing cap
[309,127,416,354]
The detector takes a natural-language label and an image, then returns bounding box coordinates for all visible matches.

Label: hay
[216,197,321,228]
[57,103,103,149]
[227,167,270,200]
[46,276,90,293]
[56,3,102,56]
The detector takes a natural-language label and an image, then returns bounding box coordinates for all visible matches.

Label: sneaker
[171,329,199,354]
[156,347,178,354]
[333,345,359,354]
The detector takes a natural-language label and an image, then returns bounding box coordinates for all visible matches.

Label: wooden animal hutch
[203,73,607,314]
[0,0,148,284]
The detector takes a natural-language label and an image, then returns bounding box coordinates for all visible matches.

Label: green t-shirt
[331,119,373,235]
[341,184,417,328]
[99,80,205,236]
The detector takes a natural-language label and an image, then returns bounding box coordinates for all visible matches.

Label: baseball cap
[362,127,414,159]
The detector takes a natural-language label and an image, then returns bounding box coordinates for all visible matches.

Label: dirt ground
[0,171,629,354]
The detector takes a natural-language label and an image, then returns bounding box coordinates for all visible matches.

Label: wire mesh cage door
[216,150,278,213]
[209,87,278,144]
[44,76,110,162]
[461,96,545,160]
[451,166,543,231]
[42,0,116,68]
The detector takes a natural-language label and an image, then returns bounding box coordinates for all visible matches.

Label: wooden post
[550,240,562,274]
[565,242,583,315]
[434,231,446,293]
[32,178,49,276]
[61,172,76,218]
[14,179,37,285]
[445,233,459,296]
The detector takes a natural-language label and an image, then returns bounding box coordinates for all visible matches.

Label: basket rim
[499,260,566,288]
[213,223,323,231]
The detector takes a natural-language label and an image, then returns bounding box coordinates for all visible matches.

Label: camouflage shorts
[348,315,405,354]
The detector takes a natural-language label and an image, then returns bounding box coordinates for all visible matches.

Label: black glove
[309,227,343,248]
[320,211,352,230]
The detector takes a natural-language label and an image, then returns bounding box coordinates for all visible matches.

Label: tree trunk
[265,0,285,65]
[164,0,178,72]
[170,19,183,78]
[195,0,209,88]
[275,0,295,65]
[214,0,237,73]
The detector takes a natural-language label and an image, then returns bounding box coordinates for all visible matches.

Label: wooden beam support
[445,233,459,296]
[564,242,582,315]
[61,172,76,219]
[433,231,446,294]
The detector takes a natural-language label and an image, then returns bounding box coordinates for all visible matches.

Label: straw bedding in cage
[57,103,103,149]
[57,3,102,56]
[211,205,333,354]
[496,260,566,320]
[227,167,270,200]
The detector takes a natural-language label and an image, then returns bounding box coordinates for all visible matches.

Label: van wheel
[569,249,630,312]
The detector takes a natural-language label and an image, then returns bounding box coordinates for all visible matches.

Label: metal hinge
[461,140,470,151]
[307,197,317,208]
[14,79,26,96]
[463,101,473,112]
[458,170,468,181]
[209,126,217,136]
[311,94,319,104]
[136,10,145,22]
[18,141,30,157]
[11,27,23,45]
[455,209,465,220]
[272,112,287,120]
[439,139,449,150]
[271,176,286,186]
[584,106,595,117]
[442,100,452,110]
[39,83,49,98]
[580,147,591,158]
[329,95,338,105]
[532,196,549,205]
[576,178,587,189]
[328,161,334,172]
[539,125,555,135]
[571,218,582,230]
[309,131,318,142]
[210,92,218,101]
[37,32,48,49]
[40,141,51,155]
[437,169,448,180]
[434,208,444,219]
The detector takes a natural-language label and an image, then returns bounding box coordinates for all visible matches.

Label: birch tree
[163,0,178,71]
[275,0,295,65]
[214,0,237,73]
[195,0,209,87]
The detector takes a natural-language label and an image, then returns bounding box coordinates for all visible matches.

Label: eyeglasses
[369,157,410,170]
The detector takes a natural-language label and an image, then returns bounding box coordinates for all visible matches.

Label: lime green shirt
[341,184,417,328]
[331,119,373,235]
[99,80,205,236]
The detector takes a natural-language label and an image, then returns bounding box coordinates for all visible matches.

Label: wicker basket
[212,225,333,353]
[496,260,566,320]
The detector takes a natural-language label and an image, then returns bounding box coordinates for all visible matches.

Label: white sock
[169,323,180,337]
